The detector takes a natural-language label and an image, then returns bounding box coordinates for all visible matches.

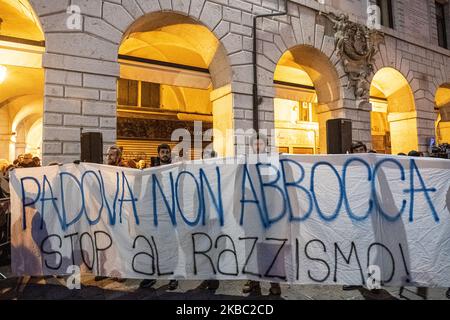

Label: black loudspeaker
[80,132,103,163]
[326,118,352,154]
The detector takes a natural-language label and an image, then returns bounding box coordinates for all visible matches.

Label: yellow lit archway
[0,0,44,163]
[370,67,418,154]
[117,12,232,162]
[274,45,341,154]
[435,83,450,144]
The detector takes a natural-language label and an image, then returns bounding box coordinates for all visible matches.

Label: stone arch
[258,10,349,100]
[0,0,45,162]
[34,0,392,161]
[272,44,343,154]
[370,41,444,153]
[370,53,420,110]
[120,11,232,89]
[5,0,45,41]
[250,9,355,153]
[116,9,234,158]
[27,0,240,163]
[369,67,418,154]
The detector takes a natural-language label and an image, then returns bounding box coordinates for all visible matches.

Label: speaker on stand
[326,118,352,154]
[80,132,104,164]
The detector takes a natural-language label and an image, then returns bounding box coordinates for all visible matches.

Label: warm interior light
[0,65,7,83]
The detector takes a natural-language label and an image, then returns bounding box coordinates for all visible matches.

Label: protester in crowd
[350,141,367,154]
[0,174,8,199]
[3,165,15,177]
[408,150,421,157]
[140,144,178,291]
[157,144,172,165]
[197,148,220,292]
[94,145,127,283]
[18,153,35,168]
[4,154,40,169]
[0,159,8,173]
[202,149,218,159]
[345,141,371,291]
[398,152,407,156]
[17,154,24,164]
[0,153,40,201]
[106,146,125,166]
[241,133,282,296]
[0,161,10,199]
[250,134,267,154]
[32,157,41,167]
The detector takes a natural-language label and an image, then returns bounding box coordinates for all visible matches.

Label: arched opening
[117,12,232,163]
[0,0,45,163]
[274,45,341,154]
[370,67,418,154]
[435,83,450,144]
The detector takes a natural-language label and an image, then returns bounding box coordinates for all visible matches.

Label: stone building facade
[1,0,449,164]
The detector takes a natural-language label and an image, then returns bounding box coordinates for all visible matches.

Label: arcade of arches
[1,2,449,164]
[116,12,232,163]
[273,45,341,154]
[0,0,44,163]
[273,50,425,156]
[369,67,418,155]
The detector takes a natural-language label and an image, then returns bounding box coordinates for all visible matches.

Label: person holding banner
[350,141,367,154]
[342,141,368,291]
[94,145,128,283]
[139,144,179,291]
[241,134,282,296]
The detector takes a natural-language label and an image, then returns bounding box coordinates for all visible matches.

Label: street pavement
[0,265,448,300]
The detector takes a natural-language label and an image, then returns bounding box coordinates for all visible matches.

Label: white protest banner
[9,154,450,286]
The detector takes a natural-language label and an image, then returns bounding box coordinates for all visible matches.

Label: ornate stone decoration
[117,117,213,140]
[323,12,383,100]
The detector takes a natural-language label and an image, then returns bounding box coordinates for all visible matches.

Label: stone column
[210,85,235,157]
[387,111,420,154]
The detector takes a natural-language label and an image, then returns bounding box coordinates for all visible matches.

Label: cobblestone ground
[1,265,448,300]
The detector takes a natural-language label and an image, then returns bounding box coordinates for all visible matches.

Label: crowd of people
[1,140,449,299]
[0,154,42,199]
[350,140,440,158]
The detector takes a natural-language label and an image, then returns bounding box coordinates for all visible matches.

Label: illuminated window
[436,1,448,49]
[141,82,160,108]
[118,78,160,108]
[118,79,138,106]
[376,0,394,28]
[300,102,311,122]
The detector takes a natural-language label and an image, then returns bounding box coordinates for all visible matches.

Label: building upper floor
[280,0,450,54]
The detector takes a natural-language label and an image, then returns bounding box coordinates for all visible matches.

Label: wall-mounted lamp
[0,65,7,84]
